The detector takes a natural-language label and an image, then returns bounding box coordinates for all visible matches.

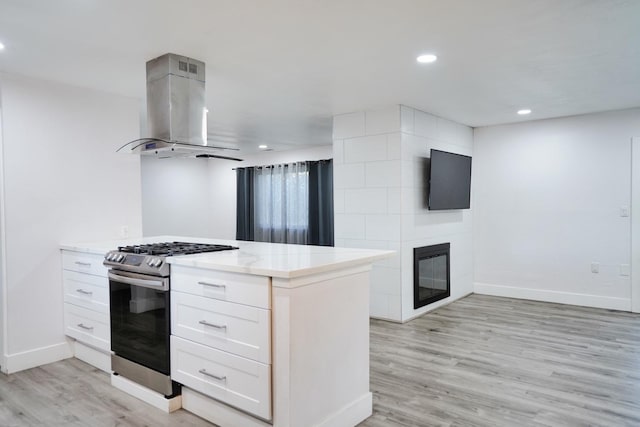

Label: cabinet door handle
[199,320,227,330]
[77,323,94,331]
[74,261,91,266]
[198,369,226,381]
[76,289,93,295]
[198,281,226,290]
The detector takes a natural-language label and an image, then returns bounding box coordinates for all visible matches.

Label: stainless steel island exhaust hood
[119,53,242,160]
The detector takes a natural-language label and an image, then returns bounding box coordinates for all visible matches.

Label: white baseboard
[474,282,632,311]
[401,291,474,323]
[111,373,182,413]
[317,392,373,427]
[4,341,73,374]
[369,314,403,323]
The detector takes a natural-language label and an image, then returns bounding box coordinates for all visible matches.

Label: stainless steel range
[103,241,238,397]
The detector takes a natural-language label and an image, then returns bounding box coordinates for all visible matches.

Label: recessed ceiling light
[0,42,5,50]
[416,54,437,64]
[258,144,268,149]
[517,109,532,115]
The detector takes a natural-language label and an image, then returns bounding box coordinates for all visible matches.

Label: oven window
[109,281,170,374]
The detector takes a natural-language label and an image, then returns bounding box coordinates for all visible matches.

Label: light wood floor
[1,294,639,426]
[362,294,640,427]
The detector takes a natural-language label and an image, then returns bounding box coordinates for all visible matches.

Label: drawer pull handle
[74,261,91,267]
[77,323,94,331]
[76,289,93,295]
[199,320,227,330]
[198,281,226,290]
[198,369,226,381]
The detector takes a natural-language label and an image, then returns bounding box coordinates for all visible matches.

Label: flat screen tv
[428,149,472,210]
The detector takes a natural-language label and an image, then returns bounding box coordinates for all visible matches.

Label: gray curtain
[235,159,333,246]
[308,159,334,246]
[235,167,254,241]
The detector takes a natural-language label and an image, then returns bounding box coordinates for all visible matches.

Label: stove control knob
[154,259,164,268]
[107,253,115,261]
[146,259,153,266]
[116,254,125,263]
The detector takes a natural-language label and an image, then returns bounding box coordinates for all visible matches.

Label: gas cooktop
[117,241,238,256]
[104,241,239,277]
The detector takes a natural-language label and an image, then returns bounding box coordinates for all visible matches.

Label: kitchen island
[60,236,393,427]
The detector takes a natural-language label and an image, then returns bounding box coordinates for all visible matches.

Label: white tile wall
[333,112,365,139]
[333,163,365,189]
[365,106,401,136]
[345,188,388,214]
[334,213,366,239]
[365,215,401,241]
[387,295,402,320]
[387,133,402,160]
[371,266,402,295]
[344,135,387,163]
[365,160,401,187]
[333,104,473,322]
[387,189,401,214]
[414,110,438,139]
[400,105,414,134]
[334,188,345,213]
[437,117,474,147]
[333,139,345,164]
[370,292,390,319]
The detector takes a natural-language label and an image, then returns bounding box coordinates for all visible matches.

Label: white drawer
[63,270,109,314]
[62,251,108,277]
[171,291,270,364]
[171,335,271,420]
[171,266,271,309]
[64,303,110,352]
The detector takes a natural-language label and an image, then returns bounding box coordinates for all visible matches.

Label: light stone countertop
[60,235,393,278]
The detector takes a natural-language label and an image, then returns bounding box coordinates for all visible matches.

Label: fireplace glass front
[414,243,450,309]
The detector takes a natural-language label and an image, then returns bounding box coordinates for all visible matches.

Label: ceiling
[0,0,639,152]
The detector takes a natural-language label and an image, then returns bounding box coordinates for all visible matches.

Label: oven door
[108,270,171,375]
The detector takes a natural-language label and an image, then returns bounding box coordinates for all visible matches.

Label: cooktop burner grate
[117,241,238,256]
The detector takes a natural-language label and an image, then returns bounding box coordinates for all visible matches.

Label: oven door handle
[108,271,169,291]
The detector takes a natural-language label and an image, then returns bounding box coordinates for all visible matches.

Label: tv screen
[428,149,472,210]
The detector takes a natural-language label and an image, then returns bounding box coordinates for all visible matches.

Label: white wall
[0,73,142,371]
[141,156,214,238]
[141,145,332,239]
[333,105,474,322]
[633,137,640,312]
[473,108,639,310]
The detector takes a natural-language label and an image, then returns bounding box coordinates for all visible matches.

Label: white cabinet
[171,267,272,420]
[171,266,271,309]
[172,336,271,419]
[171,291,271,363]
[64,303,110,351]
[62,250,111,369]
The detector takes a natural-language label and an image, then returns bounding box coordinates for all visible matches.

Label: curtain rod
[232,158,332,171]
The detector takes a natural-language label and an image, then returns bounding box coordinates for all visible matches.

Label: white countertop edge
[167,250,394,279]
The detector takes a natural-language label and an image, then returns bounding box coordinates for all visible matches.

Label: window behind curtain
[236,160,333,246]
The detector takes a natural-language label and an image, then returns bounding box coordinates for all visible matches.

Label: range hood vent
[119,53,242,161]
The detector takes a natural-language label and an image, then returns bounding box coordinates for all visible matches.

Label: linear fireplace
[414,243,450,309]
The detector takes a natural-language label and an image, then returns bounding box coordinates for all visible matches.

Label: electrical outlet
[620,206,630,217]
[620,264,631,277]
[591,262,600,274]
